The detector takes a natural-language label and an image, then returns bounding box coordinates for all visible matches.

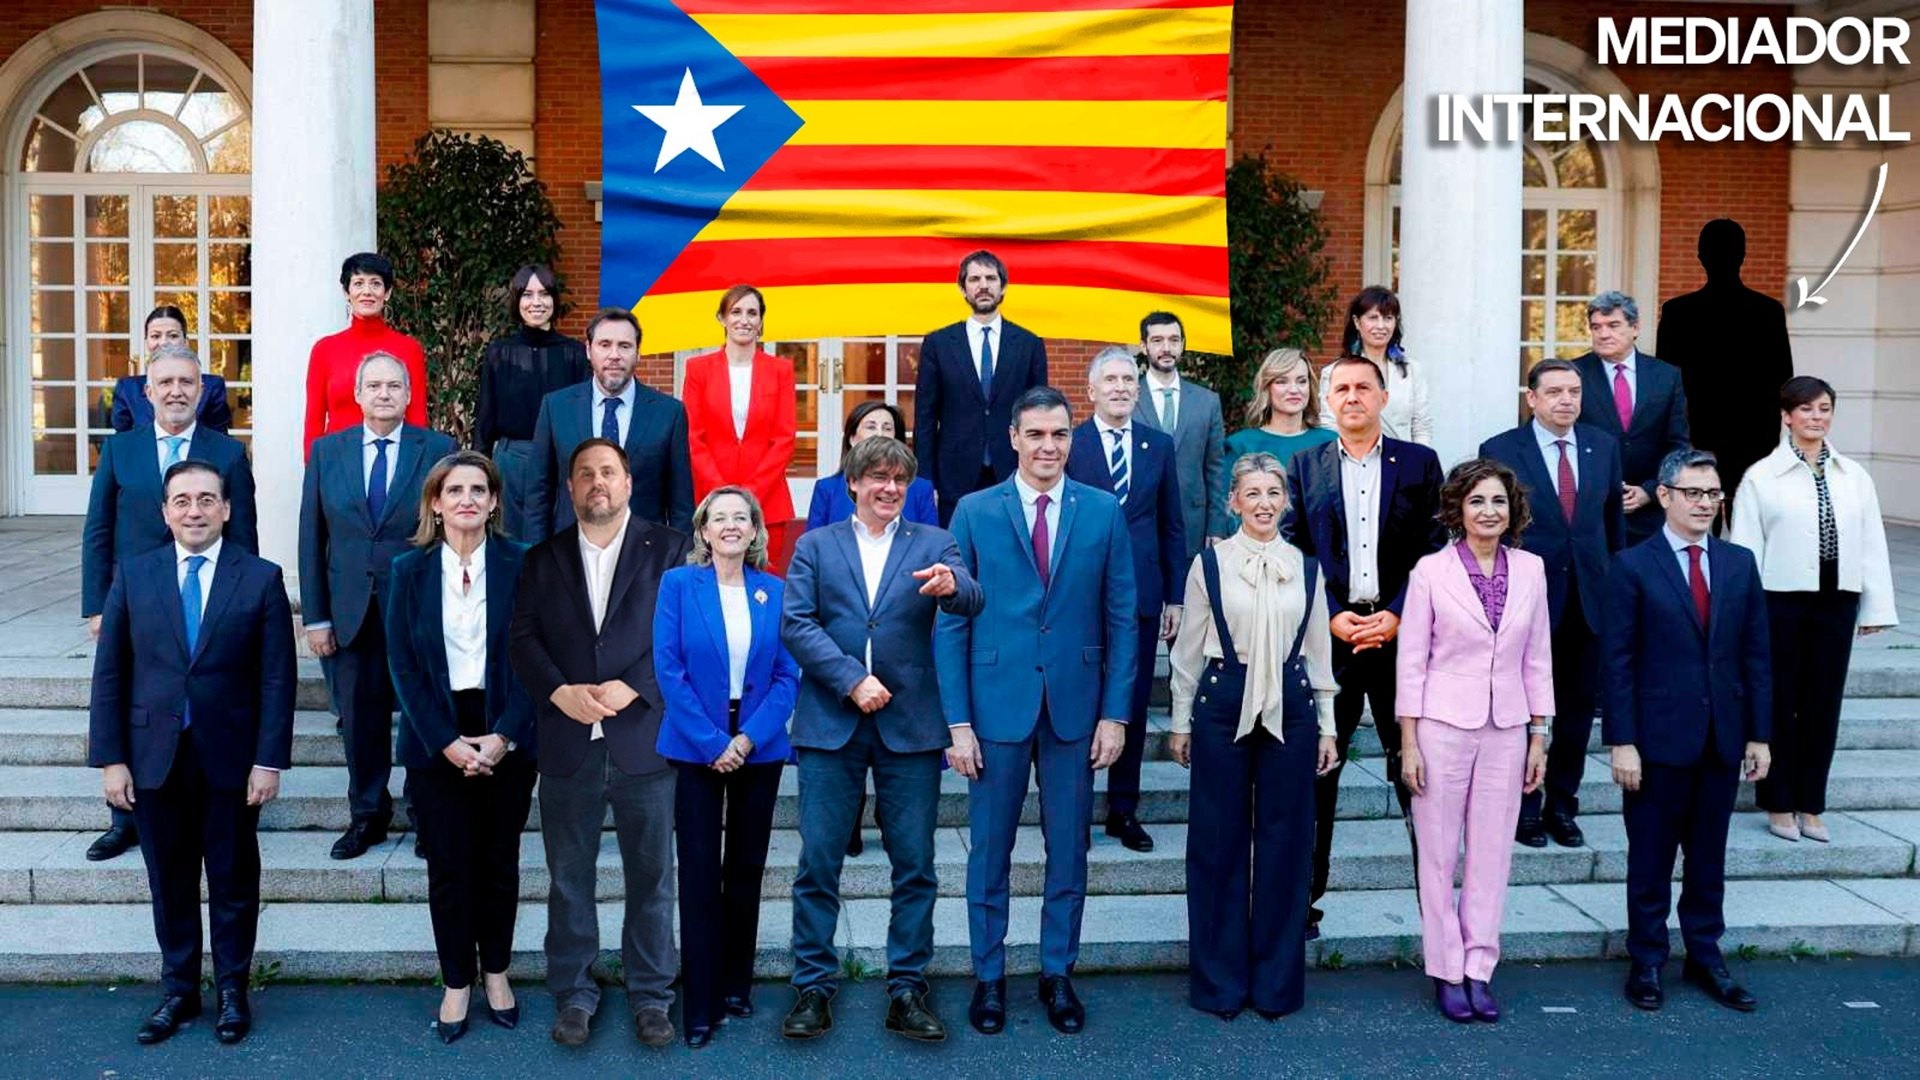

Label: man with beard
[1132,311,1224,559]
[914,251,1049,526]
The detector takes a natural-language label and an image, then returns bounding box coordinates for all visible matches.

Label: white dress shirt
[178,538,276,771]
[1145,369,1182,431]
[963,314,1004,385]
[727,361,752,439]
[1663,524,1709,588]
[155,422,197,471]
[441,541,488,692]
[592,379,637,447]
[1339,437,1384,603]
[1092,415,1133,501]
[719,580,752,699]
[1730,439,1900,628]
[362,424,402,494]
[852,514,900,671]
[1533,419,1579,490]
[577,510,631,739]
[1013,472,1062,567]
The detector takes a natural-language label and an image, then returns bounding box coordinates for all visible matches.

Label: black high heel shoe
[487,1003,519,1029]
[434,1015,470,1044]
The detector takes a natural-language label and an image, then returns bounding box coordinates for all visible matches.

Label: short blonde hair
[1242,348,1321,429]
[688,486,770,569]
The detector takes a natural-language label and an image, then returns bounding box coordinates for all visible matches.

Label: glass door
[770,337,921,513]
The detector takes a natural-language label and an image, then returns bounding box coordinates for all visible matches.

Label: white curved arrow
[1795,163,1887,310]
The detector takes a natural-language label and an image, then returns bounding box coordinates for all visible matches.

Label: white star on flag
[632,69,744,173]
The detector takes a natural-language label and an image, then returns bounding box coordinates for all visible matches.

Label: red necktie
[1687,544,1709,629]
[1612,364,1634,432]
[1031,493,1052,587]
[1555,439,1577,523]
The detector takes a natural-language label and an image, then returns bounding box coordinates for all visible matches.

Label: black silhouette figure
[1658,219,1794,509]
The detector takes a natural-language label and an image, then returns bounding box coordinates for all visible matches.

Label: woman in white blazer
[1730,376,1899,844]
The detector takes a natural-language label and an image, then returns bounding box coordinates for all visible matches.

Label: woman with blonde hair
[1213,349,1337,536]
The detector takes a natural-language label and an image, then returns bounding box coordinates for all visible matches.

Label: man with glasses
[1602,448,1772,1014]
[1131,312,1224,560]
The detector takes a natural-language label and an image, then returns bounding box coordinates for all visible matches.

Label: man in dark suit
[1572,291,1691,545]
[82,344,258,862]
[1282,354,1445,937]
[90,460,295,1045]
[1068,346,1185,852]
[1658,219,1794,513]
[1131,311,1225,558]
[299,352,456,859]
[779,435,983,1043]
[939,386,1137,1037]
[1479,358,1626,849]
[1603,448,1771,1013]
[509,438,693,1050]
[913,250,1048,526]
[526,308,692,539]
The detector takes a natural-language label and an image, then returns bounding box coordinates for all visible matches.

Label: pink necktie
[1612,364,1633,432]
[1031,493,1052,587]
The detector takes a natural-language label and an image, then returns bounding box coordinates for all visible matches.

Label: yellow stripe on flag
[784,99,1226,149]
[696,189,1224,247]
[633,282,1231,356]
[689,7,1232,59]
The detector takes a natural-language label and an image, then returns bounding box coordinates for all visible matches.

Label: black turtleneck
[473,325,591,448]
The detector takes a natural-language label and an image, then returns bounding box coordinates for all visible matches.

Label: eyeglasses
[1665,485,1724,505]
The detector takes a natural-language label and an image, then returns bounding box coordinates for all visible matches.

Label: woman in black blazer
[386,450,536,1044]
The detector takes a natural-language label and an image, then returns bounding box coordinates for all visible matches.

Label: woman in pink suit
[1397,458,1553,1024]
[683,285,797,523]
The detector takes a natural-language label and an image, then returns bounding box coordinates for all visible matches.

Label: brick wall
[375,0,429,174]
[1,1,252,63]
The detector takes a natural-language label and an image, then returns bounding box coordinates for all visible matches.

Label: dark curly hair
[1437,458,1530,545]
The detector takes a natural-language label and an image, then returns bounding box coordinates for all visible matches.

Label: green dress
[1214,426,1338,536]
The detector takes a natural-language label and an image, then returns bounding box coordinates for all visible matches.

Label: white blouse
[719,580,752,700]
[441,541,488,692]
[728,361,752,439]
[1170,532,1337,740]
[1731,439,1899,628]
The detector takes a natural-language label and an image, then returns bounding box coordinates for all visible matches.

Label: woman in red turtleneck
[304,252,429,456]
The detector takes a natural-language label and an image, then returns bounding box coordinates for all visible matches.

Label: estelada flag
[596,0,1232,353]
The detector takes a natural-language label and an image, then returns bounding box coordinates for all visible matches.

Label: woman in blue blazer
[805,401,938,530]
[385,450,536,1044]
[109,305,233,432]
[655,485,800,1047]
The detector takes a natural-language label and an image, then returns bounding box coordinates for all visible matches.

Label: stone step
[9,810,1915,906]
[2,875,1914,983]
[0,658,332,711]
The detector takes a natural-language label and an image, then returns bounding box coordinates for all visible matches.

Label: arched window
[12,45,251,512]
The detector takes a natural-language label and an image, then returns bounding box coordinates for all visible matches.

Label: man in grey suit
[299,352,455,859]
[779,436,983,1043]
[1131,312,1224,559]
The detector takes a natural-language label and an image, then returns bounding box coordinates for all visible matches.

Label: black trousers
[1106,617,1159,818]
[675,753,782,1030]
[410,691,536,989]
[133,735,262,996]
[1313,635,1415,911]
[1623,755,1739,969]
[1756,576,1860,815]
[332,597,398,823]
[1522,586,1600,823]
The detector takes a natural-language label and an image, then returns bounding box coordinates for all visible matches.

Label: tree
[377,130,565,443]
[1182,154,1337,430]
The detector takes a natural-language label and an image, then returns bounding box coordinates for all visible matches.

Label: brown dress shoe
[634,1007,675,1047]
[551,1005,592,1045]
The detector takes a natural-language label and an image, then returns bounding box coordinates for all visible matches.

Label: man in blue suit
[90,460,294,1045]
[1480,358,1626,849]
[82,344,257,862]
[913,251,1049,526]
[1282,354,1445,937]
[780,435,983,1043]
[1573,291,1691,544]
[1604,448,1771,1014]
[939,385,1136,1036]
[1067,345,1185,853]
[526,308,693,539]
[300,352,456,859]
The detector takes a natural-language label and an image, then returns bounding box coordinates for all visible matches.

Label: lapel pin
[753,588,768,605]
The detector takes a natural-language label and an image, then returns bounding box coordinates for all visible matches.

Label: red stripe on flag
[740,146,1225,198]
[650,236,1227,299]
[677,0,1224,12]
[741,55,1227,101]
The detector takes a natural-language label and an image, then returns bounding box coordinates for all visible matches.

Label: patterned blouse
[1792,442,1840,563]
[1456,540,1510,630]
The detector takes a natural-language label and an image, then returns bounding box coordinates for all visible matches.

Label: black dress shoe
[1624,964,1664,1011]
[886,990,947,1041]
[684,1024,715,1049]
[330,819,388,860]
[214,988,251,1044]
[968,979,1006,1035]
[1038,976,1086,1034]
[135,993,201,1044]
[783,988,833,1039]
[1545,815,1585,848]
[88,824,139,862]
[1105,814,1154,852]
[1515,817,1549,848]
[1684,960,1757,1012]
[846,829,865,857]
[723,994,753,1019]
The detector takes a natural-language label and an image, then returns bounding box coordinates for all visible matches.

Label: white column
[1399,0,1523,467]
[250,1,377,586]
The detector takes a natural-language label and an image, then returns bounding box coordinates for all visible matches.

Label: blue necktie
[181,554,206,728]
[367,437,392,523]
[601,397,622,444]
[1108,428,1129,504]
[979,326,995,465]
[163,436,186,468]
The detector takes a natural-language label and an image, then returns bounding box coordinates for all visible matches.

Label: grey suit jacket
[1134,375,1224,560]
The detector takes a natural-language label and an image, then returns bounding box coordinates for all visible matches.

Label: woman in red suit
[303,252,430,457]
[682,285,796,523]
